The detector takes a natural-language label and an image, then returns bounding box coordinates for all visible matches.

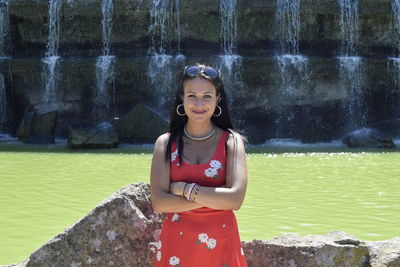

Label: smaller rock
[16,106,57,144]
[67,121,118,149]
[367,237,400,267]
[342,128,396,148]
[242,231,370,267]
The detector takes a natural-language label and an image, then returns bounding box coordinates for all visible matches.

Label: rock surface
[5,183,163,267]
[243,232,370,267]
[2,183,399,267]
[16,106,57,144]
[112,103,168,143]
[342,128,396,148]
[67,121,119,149]
[367,237,400,267]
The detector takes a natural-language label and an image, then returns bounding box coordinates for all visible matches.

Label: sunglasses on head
[183,65,220,79]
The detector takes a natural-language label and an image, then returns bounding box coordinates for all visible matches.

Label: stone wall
[7,0,395,58]
[1,0,399,143]
[2,183,399,267]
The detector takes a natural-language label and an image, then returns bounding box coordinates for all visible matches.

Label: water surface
[0,147,399,264]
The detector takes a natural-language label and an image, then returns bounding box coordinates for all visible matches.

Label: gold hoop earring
[213,105,222,117]
[176,104,186,116]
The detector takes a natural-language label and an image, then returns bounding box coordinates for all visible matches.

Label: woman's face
[182,77,220,124]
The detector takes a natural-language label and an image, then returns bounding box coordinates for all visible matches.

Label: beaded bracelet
[185,183,196,201]
[182,182,189,197]
[190,185,200,201]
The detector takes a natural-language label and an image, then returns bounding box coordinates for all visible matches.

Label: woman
[150,63,248,266]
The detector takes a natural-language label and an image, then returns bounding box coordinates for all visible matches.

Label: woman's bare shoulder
[154,132,170,151]
[225,129,246,152]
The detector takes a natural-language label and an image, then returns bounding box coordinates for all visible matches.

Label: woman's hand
[169,182,187,197]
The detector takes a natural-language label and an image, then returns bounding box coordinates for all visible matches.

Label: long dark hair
[165,63,245,163]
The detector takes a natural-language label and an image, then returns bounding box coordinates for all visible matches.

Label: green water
[1,149,399,265]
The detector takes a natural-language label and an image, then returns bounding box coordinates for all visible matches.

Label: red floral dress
[153,130,248,267]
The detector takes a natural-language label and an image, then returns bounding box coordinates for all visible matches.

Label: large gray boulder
[5,183,162,267]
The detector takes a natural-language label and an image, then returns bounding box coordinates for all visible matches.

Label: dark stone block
[342,128,396,148]
[112,103,169,143]
[16,106,57,144]
[67,121,118,149]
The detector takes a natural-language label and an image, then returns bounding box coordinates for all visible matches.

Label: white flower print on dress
[171,148,178,162]
[169,256,180,266]
[156,251,162,262]
[155,240,162,250]
[204,167,218,178]
[206,238,217,249]
[198,233,208,243]
[171,148,181,167]
[210,160,222,169]
[171,213,180,222]
[196,233,217,250]
[204,160,223,179]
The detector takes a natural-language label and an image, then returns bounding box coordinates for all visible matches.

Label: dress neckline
[181,130,227,166]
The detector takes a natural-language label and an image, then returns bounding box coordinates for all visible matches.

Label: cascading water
[147,0,184,115]
[0,0,9,57]
[274,0,309,138]
[392,0,400,55]
[0,74,5,133]
[337,0,364,128]
[388,0,400,131]
[217,0,242,89]
[42,0,61,105]
[0,0,9,133]
[95,0,115,123]
[276,0,300,55]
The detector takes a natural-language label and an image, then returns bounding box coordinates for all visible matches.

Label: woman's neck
[185,121,214,138]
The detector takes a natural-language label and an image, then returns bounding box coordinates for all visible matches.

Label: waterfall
[0,74,5,132]
[220,0,237,55]
[217,0,242,105]
[274,0,309,138]
[0,0,9,57]
[337,0,364,128]
[388,0,400,132]
[42,0,61,104]
[338,56,363,126]
[0,0,9,133]
[276,0,300,55]
[94,0,115,123]
[95,56,115,122]
[387,58,400,129]
[338,0,359,56]
[148,0,184,114]
[392,0,400,56]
